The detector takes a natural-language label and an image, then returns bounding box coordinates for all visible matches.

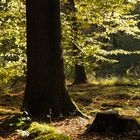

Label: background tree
[61,0,140,79]
[66,0,87,84]
[22,0,82,119]
[0,0,140,89]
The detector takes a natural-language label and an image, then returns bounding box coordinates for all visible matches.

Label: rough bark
[22,0,83,119]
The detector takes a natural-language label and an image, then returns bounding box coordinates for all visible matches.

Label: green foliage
[61,0,140,77]
[1,112,70,139]
[0,0,26,89]
[0,0,140,85]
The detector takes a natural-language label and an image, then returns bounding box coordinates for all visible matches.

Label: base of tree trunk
[62,93,89,119]
[86,110,140,134]
[22,92,88,121]
[73,64,88,85]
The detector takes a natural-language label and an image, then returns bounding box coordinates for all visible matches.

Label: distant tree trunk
[22,0,83,119]
[73,64,87,84]
[66,0,87,84]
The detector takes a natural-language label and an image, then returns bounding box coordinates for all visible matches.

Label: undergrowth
[0,80,140,140]
[0,111,70,140]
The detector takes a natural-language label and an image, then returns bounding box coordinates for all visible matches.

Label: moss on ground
[26,122,70,140]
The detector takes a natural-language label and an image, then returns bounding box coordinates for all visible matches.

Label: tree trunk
[66,0,88,84]
[73,64,87,84]
[22,0,83,119]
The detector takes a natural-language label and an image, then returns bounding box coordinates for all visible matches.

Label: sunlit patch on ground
[0,84,140,139]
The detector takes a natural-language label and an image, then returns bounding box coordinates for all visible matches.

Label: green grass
[90,76,140,86]
[69,84,140,118]
[132,92,140,99]
[0,107,16,115]
[106,92,131,99]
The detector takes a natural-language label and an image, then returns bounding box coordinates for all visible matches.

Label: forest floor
[0,83,140,140]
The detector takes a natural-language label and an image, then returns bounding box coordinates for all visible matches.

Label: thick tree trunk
[22,0,83,119]
[66,0,88,84]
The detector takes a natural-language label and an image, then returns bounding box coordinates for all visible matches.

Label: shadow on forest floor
[0,84,140,139]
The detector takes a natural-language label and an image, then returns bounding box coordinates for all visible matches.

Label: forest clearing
[0,0,140,139]
[0,83,140,139]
